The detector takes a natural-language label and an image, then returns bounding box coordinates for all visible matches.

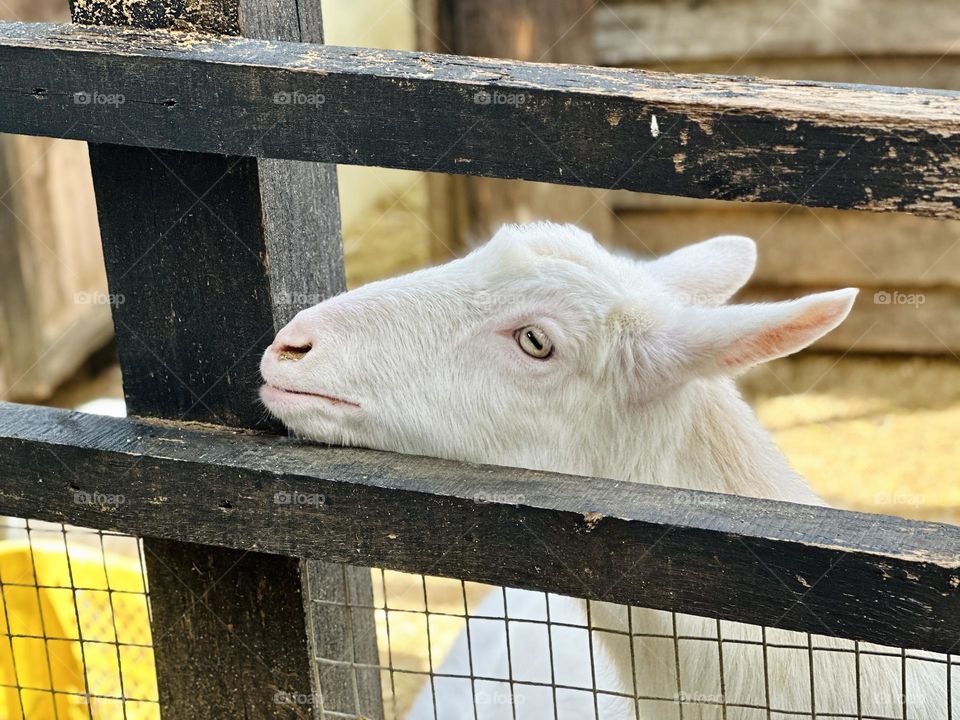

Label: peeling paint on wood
[69,0,240,35]
[582,510,604,530]
[0,22,958,217]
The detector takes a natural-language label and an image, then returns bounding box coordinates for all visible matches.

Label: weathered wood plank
[0,22,959,218]
[595,0,960,68]
[85,147,279,426]
[88,153,326,717]
[70,0,239,34]
[140,538,316,713]
[231,3,385,714]
[614,202,960,288]
[69,3,381,718]
[87,143,337,720]
[612,204,960,352]
[2,402,960,657]
[86,144,377,715]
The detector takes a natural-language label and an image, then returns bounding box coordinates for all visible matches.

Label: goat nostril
[277,343,312,361]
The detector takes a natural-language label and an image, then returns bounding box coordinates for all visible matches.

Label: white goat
[260,223,948,720]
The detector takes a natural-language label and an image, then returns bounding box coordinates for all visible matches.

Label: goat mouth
[261,384,361,409]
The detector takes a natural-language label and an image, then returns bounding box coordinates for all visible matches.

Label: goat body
[261,223,945,719]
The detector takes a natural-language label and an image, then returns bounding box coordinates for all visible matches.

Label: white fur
[261,223,946,719]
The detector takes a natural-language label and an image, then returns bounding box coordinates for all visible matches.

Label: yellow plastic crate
[0,539,158,719]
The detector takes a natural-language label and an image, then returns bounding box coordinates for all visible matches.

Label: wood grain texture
[595,0,960,67]
[69,0,240,34]
[69,2,378,718]
[85,146,279,427]
[141,539,316,714]
[1,22,959,218]
[229,7,382,716]
[612,204,960,352]
[2,402,960,657]
[88,147,326,718]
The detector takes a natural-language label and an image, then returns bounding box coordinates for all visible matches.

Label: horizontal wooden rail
[1,401,959,654]
[1,22,959,217]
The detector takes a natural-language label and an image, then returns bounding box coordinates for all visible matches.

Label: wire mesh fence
[0,520,956,720]
[312,567,960,720]
[0,518,157,720]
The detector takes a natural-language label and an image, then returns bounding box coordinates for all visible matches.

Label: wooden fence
[0,2,958,718]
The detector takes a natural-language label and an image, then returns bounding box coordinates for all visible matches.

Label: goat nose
[272,323,314,361]
[277,342,312,361]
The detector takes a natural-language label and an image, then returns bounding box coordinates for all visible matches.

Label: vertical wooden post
[70,1,383,717]
[415,0,612,260]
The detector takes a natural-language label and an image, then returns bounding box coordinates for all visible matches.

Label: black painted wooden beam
[61,1,382,717]
[0,22,958,217]
[3,401,960,656]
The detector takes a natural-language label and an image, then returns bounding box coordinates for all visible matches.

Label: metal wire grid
[0,517,158,720]
[311,567,960,720]
[1,526,956,720]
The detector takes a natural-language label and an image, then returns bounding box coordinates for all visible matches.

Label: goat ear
[647,236,757,306]
[678,288,858,375]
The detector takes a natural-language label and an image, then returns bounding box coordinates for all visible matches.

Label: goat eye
[515,325,553,359]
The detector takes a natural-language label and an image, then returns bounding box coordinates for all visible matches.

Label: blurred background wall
[324,1,434,287]
[0,0,111,402]
[595,0,960,354]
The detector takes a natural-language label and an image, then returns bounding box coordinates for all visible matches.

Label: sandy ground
[742,354,960,522]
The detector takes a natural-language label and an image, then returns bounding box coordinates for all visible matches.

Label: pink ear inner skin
[720,304,844,369]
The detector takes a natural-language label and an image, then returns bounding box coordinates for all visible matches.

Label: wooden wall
[0,0,112,401]
[600,0,960,353]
